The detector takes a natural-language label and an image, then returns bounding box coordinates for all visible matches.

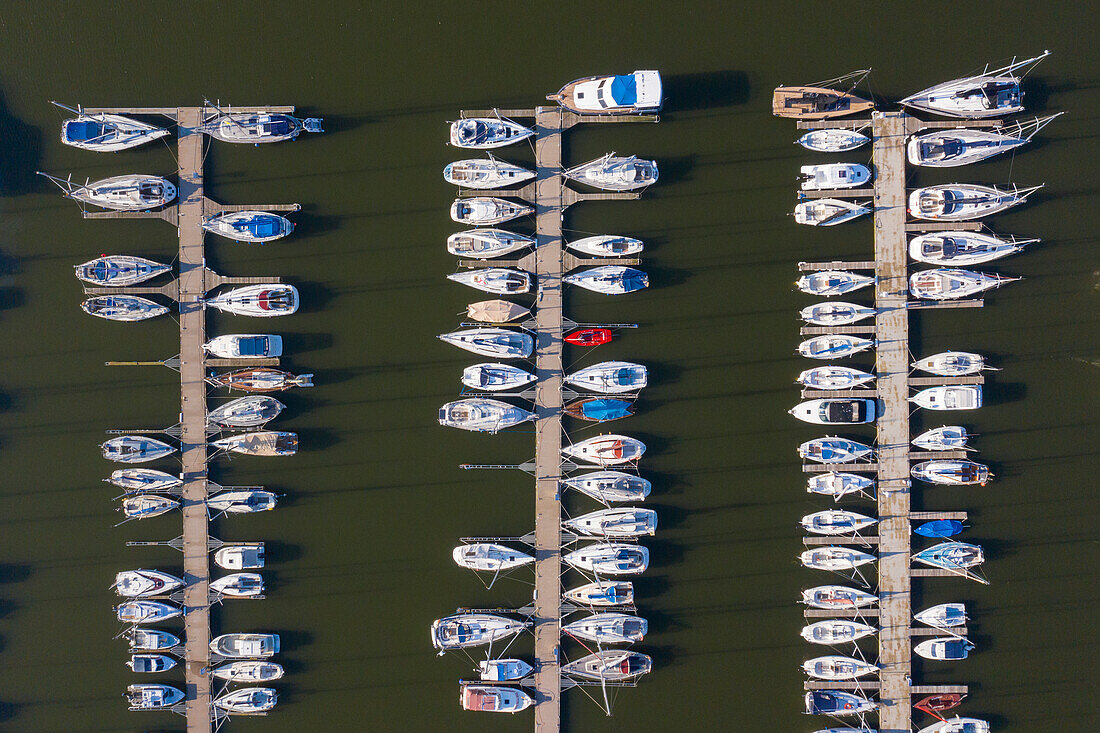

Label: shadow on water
[283,331,335,354]
[0,251,20,277]
[646,502,689,531]
[292,280,337,313]
[642,261,692,291]
[0,88,42,196]
[663,70,750,113]
[646,360,684,389]
[293,204,343,238]
[264,540,303,564]
[0,287,26,311]
[649,153,696,187]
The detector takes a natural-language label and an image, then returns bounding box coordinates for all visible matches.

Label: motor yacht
[127,653,177,673]
[915,637,974,661]
[479,658,533,681]
[910,385,982,410]
[800,163,871,190]
[214,543,265,570]
[204,334,283,359]
[790,398,878,425]
[460,685,534,713]
[127,628,180,651]
[210,633,280,658]
[126,684,184,710]
[549,71,663,115]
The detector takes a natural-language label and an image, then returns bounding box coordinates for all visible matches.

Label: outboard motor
[302,118,324,133]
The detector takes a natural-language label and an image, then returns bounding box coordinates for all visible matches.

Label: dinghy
[561,471,651,503]
[912,351,990,376]
[800,547,875,571]
[450,197,533,225]
[910,386,982,411]
[202,211,294,243]
[40,172,176,210]
[917,717,990,733]
[461,685,534,713]
[121,495,179,520]
[74,256,169,286]
[913,542,984,570]
[438,398,534,433]
[804,689,876,715]
[207,396,285,427]
[565,328,613,346]
[201,108,322,143]
[798,437,873,464]
[549,71,663,115]
[798,335,875,359]
[126,628,180,651]
[209,368,313,392]
[909,184,1041,220]
[565,361,647,393]
[444,158,535,189]
[800,301,876,326]
[211,661,284,682]
[563,508,657,538]
[109,468,181,492]
[789,398,878,424]
[213,688,277,713]
[102,436,175,463]
[561,650,652,681]
[909,269,1020,300]
[563,434,645,465]
[807,472,875,500]
[210,633,280,659]
[797,366,875,391]
[802,655,878,679]
[564,543,649,575]
[214,543,265,570]
[204,334,283,359]
[912,426,971,451]
[911,460,990,486]
[438,328,534,358]
[915,520,965,538]
[210,431,298,456]
[566,235,644,257]
[801,510,877,535]
[462,363,536,391]
[465,300,530,324]
[205,284,299,317]
[449,117,533,148]
[563,613,647,644]
[914,694,966,718]
[800,163,871,190]
[564,397,634,422]
[797,128,869,152]
[801,585,877,609]
[452,543,534,572]
[81,295,168,322]
[914,603,967,628]
[909,231,1035,265]
[447,229,533,258]
[797,270,875,296]
[54,103,169,151]
[479,659,533,681]
[565,265,648,294]
[114,569,184,597]
[128,653,177,673]
[564,154,658,191]
[448,268,532,294]
[126,684,184,710]
[116,600,181,625]
[431,613,528,652]
[210,573,264,598]
[564,581,634,607]
[800,620,877,644]
[795,198,871,226]
[900,51,1050,118]
[907,114,1062,166]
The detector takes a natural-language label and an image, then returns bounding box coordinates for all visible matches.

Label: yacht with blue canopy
[549,71,663,115]
[203,210,294,242]
[74,255,169,286]
[53,102,169,152]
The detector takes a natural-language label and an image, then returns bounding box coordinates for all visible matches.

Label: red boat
[914,693,965,720]
[565,328,612,347]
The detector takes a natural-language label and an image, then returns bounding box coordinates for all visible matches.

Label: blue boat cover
[915,520,964,538]
[234,215,281,238]
[66,120,104,142]
[621,270,647,292]
[580,399,631,421]
[237,337,267,356]
[610,75,638,106]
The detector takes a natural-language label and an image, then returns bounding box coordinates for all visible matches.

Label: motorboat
[800,620,877,644]
[563,613,647,644]
[211,661,285,682]
[74,256,169,286]
[915,637,974,661]
[205,494,274,521]
[801,585,877,610]
[566,235,644,257]
[460,685,534,713]
[205,284,299,316]
[431,613,528,652]
[798,335,874,359]
[561,650,652,681]
[447,229,533,258]
[127,628,180,651]
[449,117,533,148]
[914,603,967,629]
[907,114,1062,166]
[909,231,1035,265]
[564,397,633,422]
[797,128,869,152]
[798,437,873,464]
[909,269,1019,300]
[800,163,871,190]
[215,543,265,570]
[204,334,283,359]
[910,386,982,410]
[913,542,985,570]
[564,543,648,575]
[900,51,1050,118]
[561,471,651,503]
[917,717,990,733]
[127,653,177,673]
[209,368,313,392]
[913,351,991,376]
[797,270,874,296]
[116,600,181,624]
[564,154,658,191]
[210,633,281,659]
[438,328,534,358]
[800,547,875,571]
[211,431,298,456]
[549,71,663,115]
[795,198,871,226]
[81,295,168,322]
[563,508,657,538]
[126,684,184,710]
[564,581,634,607]
[444,158,535,189]
[789,398,877,424]
[213,688,277,713]
[462,363,536,391]
[465,300,530,323]
[210,573,264,597]
[207,396,285,427]
[40,173,176,210]
[911,460,990,486]
[479,658,533,681]
[102,436,175,464]
[773,79,873,119]
[109,468,180,492]
[450,197,533,225]
[54,103,169,151]
[114,569,184,597]
[800,301,876,326]
[563,435,645,466]
[438,398,534,433]
[802,655,878,680]
[447,268,532,294]
[908,183,1041,220]
[565,328,613,346]
[808,472,875,500]
[565,361,647,393]
[915,520,965,538]
[912,426,972,451]
[202,211,294,243]
[452,543,534,572]
[804,689,876,715]
[801,510,877,536]
[201,109,322,143]
[121,495,179,520]
[564,265,648,294]
[797,367,875,391]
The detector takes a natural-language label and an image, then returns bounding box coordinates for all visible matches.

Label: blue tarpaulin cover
[235,215,281,238]
[580,398,632,421]
[238,337,267,356]
[610,75,637,105]
[914,520,964,538]
[66,120,103,141]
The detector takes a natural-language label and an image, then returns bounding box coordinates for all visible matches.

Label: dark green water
[0,3,1096,731]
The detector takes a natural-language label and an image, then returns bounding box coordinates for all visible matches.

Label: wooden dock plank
[798,260,877,271]
[910,511,968,521]
[905,221,982,232]
[803,535,880,546]
[799,325,877,335]
[804,608,880,618]
[908,375,984,386]
[803,463,879,473]
[799,187,875,199]
[799,389,878,399]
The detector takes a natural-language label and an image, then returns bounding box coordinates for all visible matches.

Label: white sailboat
[447,268,532,294]
[794,198,871,226]
[564,154,658,191]
[802,655,878,679]
[801,510,877,535]
[912,426,972,451]
[911,460,991,486]
[561,471,652,503]
[562,435,645,465]
[431,613,529,652]
[799,301,876,326]
[444,158,535,189]
[908,183,1042,220]
[206,489,278,513]
[798,437,873,464]
[900,51,1051,118]
[207,396,285,427]
[807,472,875,500]
[909,231,1037,265]
[907,113,1062,166]
[213,688,277,713]
[564,265,649,294]
[210,573,264,598]
[39,172,176,210]
[81,295,169,322]
[797,129,869,153]
[54,102,169,151]
[447,229,533,258]
[564,543,649,575]
[800,547,875,571]
[461,363,536,391]
[202,211,294,242]
[114,569,184,597]
[566,235,645,257]
[438,328,534,358]
[121,495,179,520]
[801,585,877,609]
[909,269,1020,300]
[800,619,877,644]
[563,613,647,644]
[449,117,534,148]
[438,398,534,433]
[914,602,968,629]
[563,508,657,538]
[797,270,874,296]
[210,661,284,682]
[109,468,181,492]
[565,361,647,393]
[798,334,875,359]
[917,717,990,733]
[563,581,635,607]
[101,436,175,463]
[205,284,299,317]
[450,197,533,225]
[797,366,875,390]
[912,351,992,375]
[74,255,169,286]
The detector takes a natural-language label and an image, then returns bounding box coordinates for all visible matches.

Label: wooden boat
[797,128,869,152]
[202,211,294,242]
[563,397,633,422]
[444,158,534,189]
[450,197,533,225]
[210,368,313,392]
[548,71,663,115]
[211,431,297,456]
[449,117,533,149]
[74,255,169,286]
[901,51,1050,118]
[565,328,612,346]
[39,172,176,210]
[81,295,168,322]
[460,685,534,713]
[53,102,168,151]
[913,693,965,716]
[773,81,873,119]
[465,300,530,323]
[447,229,533,258]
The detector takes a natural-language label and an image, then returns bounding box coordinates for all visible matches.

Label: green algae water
[0,2,1096,731]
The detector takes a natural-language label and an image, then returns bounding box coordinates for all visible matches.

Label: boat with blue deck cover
[564,397,633,422]
[548,71,663,115]
[53,102,169,152]
[915,520,965,538]
[74,256,169,286]
[203,211,294,242]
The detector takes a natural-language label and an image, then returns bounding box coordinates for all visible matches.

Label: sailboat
[797,270,874,296]
[802,655,878,680]
[564,543,649,575]
[565,265,649,294]
[39,172,176,210]
[807,472,875,500]
[563,508,657,538]
[912,351,991,376]
[909,231,1036,265]
[910,386,982,411]
[907,113,1063,166]
[563,613,647,644]
[561,471,652,503]
[53,102,169,151]
[797,366,875,391]
[210,573,264,598]
[212,688,278,713]
[431,613,529,652]
[914,602,967,629]
[121,495,179,520]
[450,197,533,225]
[465,300,531,324]
[205,284,299,316]
[565,361,647,393]
[562,435,646,465]
[126,684,185,710]
[116,600,181,624]
[917,717,990,733]
[900,51,1051,118]
[912,426,972,451]
[200,104,323,143]
[452,543,534,571]
[915,520,965,538]
[210,661,285,682]
[108,468,181,492]
[565,328,613,346]
[438,398,534,433]
[801,510,877,536]
[798,437,873,464]
[101,436,175,463]
[913,542,985,570]
[461,363,536,391]
[449,117,533,148]
[563,581,634,607]
[797,128,869,152]
[566,235,644,257]
[81,295,169,322]
[561,650,652,681]
[126,628,180,651]
[800,619,877,644]
[460,685,535,713]
[444,158,535,189]
[210,431,298,456]
[908,184,1042,220]
[548,71,663,115]
[800,585,877,609]
[114,569,184,597]
[911,459,991,486]
[447,268,532,294]
[794,198,871,226]
[800,547,875,571]
[563,397,633,422]
[202,211,294,242]
[207,396,285,427]
[773,70,874,119]
[74,256,169,286]
[800,301,876,326]
[438,328,534,358]
[798,334,875,359]
[207,490,277,514]
[909,269,1020,300]
[447,229,533,258]
[564,154,658,191]
[209,368,313,392]
[804,689,876,715]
